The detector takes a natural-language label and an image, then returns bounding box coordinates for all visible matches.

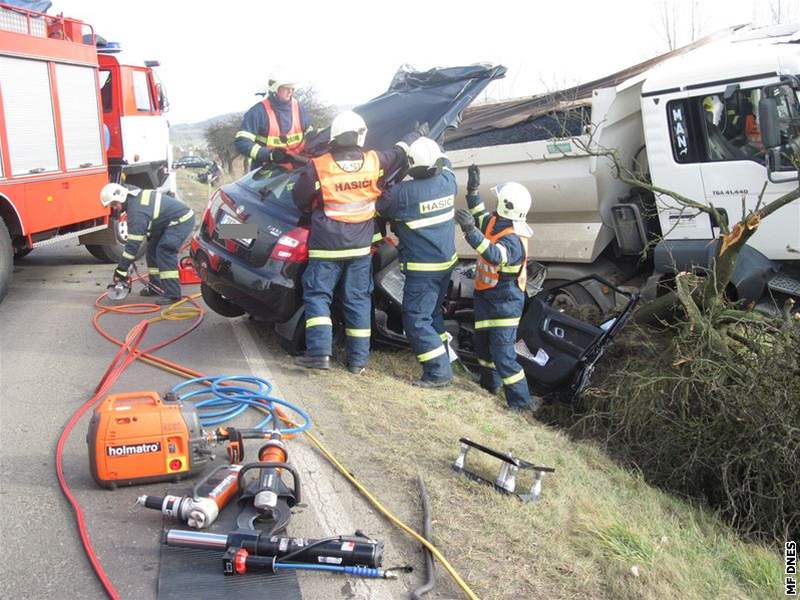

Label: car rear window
[239,168,302,221]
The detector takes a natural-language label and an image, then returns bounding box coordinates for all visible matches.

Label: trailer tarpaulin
[4,0,52,12]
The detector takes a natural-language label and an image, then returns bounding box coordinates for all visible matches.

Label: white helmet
[268,70,297,95]
[493,182,531,222]
[330,110,367,147]
[100,183,131,207]
[407,137,443,171]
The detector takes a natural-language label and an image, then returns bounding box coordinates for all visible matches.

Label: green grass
[289,343,784,600]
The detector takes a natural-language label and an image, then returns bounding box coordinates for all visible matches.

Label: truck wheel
[0,219,12,303]
[200,283,245,318]
[85,215,146,263]
[543,278,599,311]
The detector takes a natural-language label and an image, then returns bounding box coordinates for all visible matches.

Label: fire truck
[0,2,171,302]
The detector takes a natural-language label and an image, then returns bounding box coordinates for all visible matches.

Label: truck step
[767,274,800,297]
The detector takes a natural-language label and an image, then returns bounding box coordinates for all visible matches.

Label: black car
[174,156,212,169]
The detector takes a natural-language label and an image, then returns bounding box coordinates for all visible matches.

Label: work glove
[467,164,480,193]
[112,270,130,285]
[455,208,477,233]
[269,148,289,164]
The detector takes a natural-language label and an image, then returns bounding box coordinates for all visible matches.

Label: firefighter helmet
[493,182,532,222]
[407,137,443,173]
[330,111,368,148]
[100,183,132,207]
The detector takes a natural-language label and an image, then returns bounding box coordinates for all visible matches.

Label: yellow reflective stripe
[417,344,446,362]
[474,317,520,329]
[254,135,269,144]
[249,144,262,160]
[404,254,458,272]
[236,130,257,141]
[499,263,523,274]
[169,210,195,226]
[469,203,485,215]
[121,251,136,260]
[439,332,449,342]
[345,328,371,338]
[306,316,332,328]
[152,192,162,220]
[265,133,302,147]
[160,270,179,279]
[127,233,145,241]
[371,232,383,243]
[478,358,496,369]
[148,267,160,275]
[115,268,128,276]
[308,247,371,259]
[405,209,454,230]
[477,214,488,229]
[139,189,151,206]
[502,370,526,385]
[475,238,490,254]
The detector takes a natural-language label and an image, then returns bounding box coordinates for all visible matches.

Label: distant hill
[170,112,243,150]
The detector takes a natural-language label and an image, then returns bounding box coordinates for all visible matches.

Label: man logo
[107,442,162,457]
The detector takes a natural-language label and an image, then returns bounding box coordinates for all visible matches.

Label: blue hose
[274,563,387,578]
[170,375,311,434]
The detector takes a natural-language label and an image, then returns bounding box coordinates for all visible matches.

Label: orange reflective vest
[475,215,529,292]
[261,97,305,152]
[311,151,382,224]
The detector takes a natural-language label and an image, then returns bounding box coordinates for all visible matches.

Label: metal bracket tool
[452,438,555,502]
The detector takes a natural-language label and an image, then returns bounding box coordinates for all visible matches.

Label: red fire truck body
[0,2,171,302]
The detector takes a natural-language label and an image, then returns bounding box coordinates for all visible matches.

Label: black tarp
[304,64,507,154]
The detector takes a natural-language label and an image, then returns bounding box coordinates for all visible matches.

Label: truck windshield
[699,83,800,169]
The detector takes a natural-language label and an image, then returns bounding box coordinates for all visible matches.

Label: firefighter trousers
[473,286,530,409]
[145,216,195,298]
[402,272,452,382]
[302,256,372,367]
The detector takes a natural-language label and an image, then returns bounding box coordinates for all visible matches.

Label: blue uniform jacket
[376,161,457,276]
[115,190,193,274]
[234,95,311,166]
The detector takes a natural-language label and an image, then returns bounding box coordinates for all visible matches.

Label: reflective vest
[475,215,528,292]
[260,97,305,152]
[311,151,382,224]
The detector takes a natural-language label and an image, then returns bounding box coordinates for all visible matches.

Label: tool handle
[237,462,301,504]
[459,437,519,466]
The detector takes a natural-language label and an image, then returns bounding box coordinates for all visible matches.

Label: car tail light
[270,227,309,263]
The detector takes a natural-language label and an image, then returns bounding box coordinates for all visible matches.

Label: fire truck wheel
[0,219,12,303]
[85,241,147,264]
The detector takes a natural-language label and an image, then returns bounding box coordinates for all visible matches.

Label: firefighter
[292,111,417,373]
[454,166,535,409]
[100,183,195,305]
[234,72,312,170]
[376,137,456,387]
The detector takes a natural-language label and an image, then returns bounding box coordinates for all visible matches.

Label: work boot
[154,296,181,306]
[140,286,158,297]
[295,355,331,370]
[347,364,366,375]
[412,377,452,389]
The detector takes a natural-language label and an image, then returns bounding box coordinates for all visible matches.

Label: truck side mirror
[758,97,781,149]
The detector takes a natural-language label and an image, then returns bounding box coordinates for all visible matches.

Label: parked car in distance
[174,155,212,169]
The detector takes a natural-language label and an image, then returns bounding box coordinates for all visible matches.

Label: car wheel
[200,282,245,318]
[13,246,33,261]
[276,319,305,356]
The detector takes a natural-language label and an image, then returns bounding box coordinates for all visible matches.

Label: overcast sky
[54,0,798,124]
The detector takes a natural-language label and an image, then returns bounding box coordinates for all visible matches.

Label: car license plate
[218,212,254,247]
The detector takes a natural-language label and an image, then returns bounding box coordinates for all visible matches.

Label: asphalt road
[0,242,423,600]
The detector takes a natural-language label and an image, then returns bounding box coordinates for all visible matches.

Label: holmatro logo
[107,442,161,457]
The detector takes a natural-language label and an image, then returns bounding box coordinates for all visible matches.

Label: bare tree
[655,0,703,52]
[205,114,242,174]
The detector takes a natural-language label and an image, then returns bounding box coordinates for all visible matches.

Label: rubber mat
[157,505,302,600]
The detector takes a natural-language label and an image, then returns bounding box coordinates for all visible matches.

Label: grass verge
[293,342,783,600]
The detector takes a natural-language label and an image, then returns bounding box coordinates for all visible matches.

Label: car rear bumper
[190,237,301,323]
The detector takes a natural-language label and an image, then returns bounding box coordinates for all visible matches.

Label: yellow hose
[117,295,481,600]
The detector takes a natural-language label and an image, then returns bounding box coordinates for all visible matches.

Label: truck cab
[97,50,172,190]
[642,28,800,273]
